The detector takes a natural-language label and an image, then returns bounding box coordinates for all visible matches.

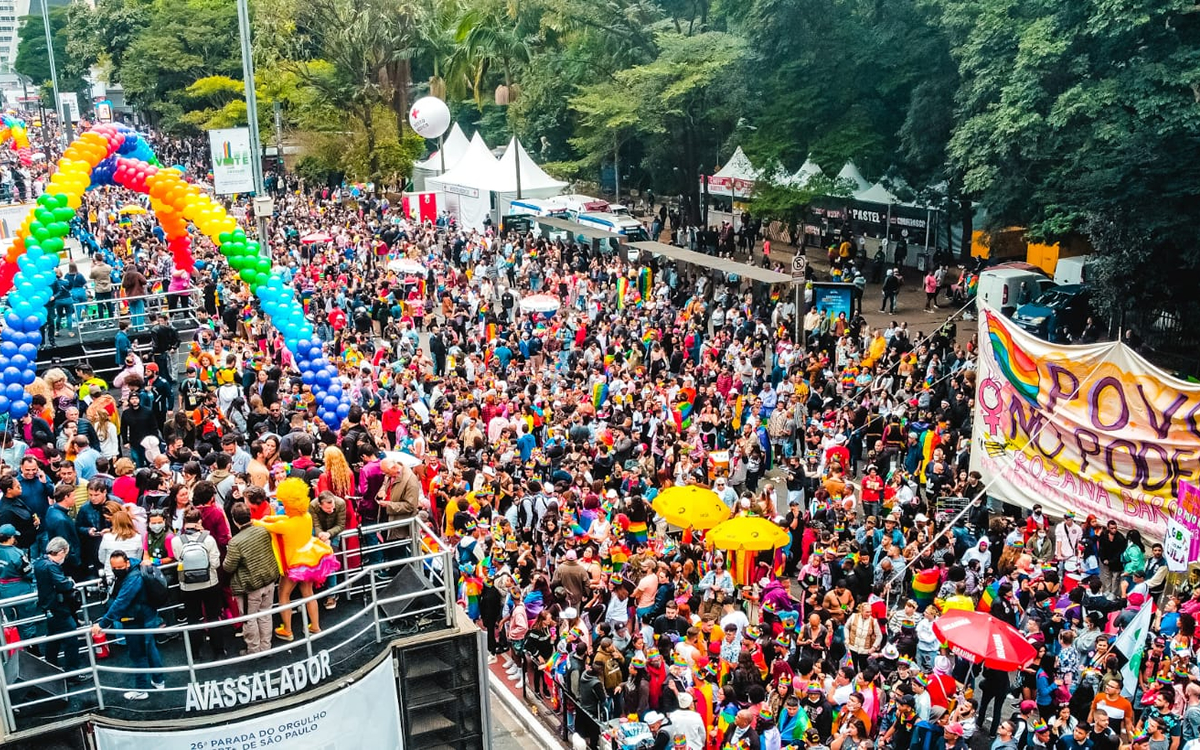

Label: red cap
[145,363,159,373]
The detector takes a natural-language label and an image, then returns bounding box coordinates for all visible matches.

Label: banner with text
[209,127,256,195]
[1165,481,1200,571]
[970,305,1200,541]
[94,657,402,750]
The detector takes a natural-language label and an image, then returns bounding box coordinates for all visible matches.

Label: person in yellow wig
[254,477,340,640]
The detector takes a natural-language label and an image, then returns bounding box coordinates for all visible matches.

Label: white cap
[644,711,666,725]
[560,607,578,620]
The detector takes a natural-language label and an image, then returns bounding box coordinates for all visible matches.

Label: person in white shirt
[669,692,708,749]
[713,477,738,509]
[1054,513,1082,568]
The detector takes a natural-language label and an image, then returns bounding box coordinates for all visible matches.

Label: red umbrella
[932,610,1037,670]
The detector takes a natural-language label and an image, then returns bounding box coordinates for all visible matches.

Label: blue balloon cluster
[88,156,118,189]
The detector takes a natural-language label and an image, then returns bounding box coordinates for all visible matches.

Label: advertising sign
[57,92,81,123]
[1165,481,1200,571]
[95,657,402,750]
[970,305,1200,540]
[810,282,854,321]
[208,128,256,195]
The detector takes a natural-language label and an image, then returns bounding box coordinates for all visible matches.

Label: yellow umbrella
[651,485,731,530]
[706,516,790,552]
[118,204,148,215]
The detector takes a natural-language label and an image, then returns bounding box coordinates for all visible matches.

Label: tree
[940,0,1200,340]
[14,6,90,107]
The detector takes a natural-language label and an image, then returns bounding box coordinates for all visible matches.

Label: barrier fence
[0,515,454,739]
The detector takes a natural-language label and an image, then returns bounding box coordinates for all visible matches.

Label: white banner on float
[95,657,402,750]
[209,127,256,195]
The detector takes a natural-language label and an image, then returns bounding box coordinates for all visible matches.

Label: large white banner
[970,304,1200,541]
[209,127,256,195]
[95,657,402,750]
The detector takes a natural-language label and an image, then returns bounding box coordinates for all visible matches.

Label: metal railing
[0,515,455,738]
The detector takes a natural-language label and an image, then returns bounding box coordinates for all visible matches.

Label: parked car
[1012,284,1093,342]
[976,267,1056,317]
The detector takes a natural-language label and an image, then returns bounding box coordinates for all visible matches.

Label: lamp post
[39,0,70,145]
[236,0,271,250]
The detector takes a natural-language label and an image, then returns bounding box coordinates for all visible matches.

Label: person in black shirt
[1088,715,1118,750]
[652,600,689,640]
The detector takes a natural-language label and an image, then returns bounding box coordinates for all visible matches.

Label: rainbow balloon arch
[0,112,33,166]
[0,123,353,427]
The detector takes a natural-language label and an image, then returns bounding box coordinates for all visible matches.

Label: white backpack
[179,531,211,584]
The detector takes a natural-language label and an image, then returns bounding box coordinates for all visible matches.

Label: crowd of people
[0,122,1187,750]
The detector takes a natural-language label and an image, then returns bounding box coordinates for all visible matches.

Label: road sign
[791,252,807,276]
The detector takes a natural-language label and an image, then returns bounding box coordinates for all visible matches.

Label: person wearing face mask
[144,509,176,567]
[91,550,165,699]
[1024,504,1050,544]
[1029,525,1054,564]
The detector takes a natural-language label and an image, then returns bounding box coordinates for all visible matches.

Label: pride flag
[485,322,498,342]
[638,267,652,301]
[912,568,940,609]
[593,381,608,410]
[977,580,999,613]
[918,428,942,482]
[617,276,629,308]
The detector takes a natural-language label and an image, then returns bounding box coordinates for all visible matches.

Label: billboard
[810,282,855,321]
[970,305,1200,540]
[57,92,81,123]
[208,127,256,195]
[94,656,402,750]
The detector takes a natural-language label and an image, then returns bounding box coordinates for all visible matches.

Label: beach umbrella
[932,609,1038,670]
[301,232,334,244]
[651,485,731,530]
[384,451,422,468]
[518,294,560,315]
[706,516,790,552]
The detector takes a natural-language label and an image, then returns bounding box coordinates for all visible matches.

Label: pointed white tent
[426,134,503,230]
[492,137,568,219]
[792,158,824,186]
[412,123,470,190]
[855,181,901,205]
[707,146,761,197]
[836,161,871,192]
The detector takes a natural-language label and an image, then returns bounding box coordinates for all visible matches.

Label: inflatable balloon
[408,96,451,139]
[0,123,352,427]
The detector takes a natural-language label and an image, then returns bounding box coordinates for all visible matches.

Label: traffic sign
[791,252,807,276]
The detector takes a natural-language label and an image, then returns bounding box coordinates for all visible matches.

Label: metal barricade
[0,516,454,738]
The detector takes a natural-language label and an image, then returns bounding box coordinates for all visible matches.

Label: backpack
[140,565,171,608]
[600,654,624,689]
[179,531,211,584]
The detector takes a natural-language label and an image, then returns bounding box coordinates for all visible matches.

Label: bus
[577,212,650,241]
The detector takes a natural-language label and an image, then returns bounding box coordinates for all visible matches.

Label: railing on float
[0,516,455,738]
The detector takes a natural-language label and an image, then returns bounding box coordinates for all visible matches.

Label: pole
[794,280,802,347]
[236,0,270,250]
[439,134,446,174]
[273,100,285,175]
[613,136,620,205]
[923,206,932,258]
[40,0,65,146]
[513,136,522,199]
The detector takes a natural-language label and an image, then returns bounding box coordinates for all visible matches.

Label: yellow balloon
[66,195,81,210]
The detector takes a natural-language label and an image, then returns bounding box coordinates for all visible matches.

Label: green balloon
[53,194,68,208]
[233,229,246,240]
[30,224,49,242]
[52,207,75,222]
[255,258,271,275]
[229,242,247,256]
[253,272,269,288]
[42,237,64,254]
[36,194,56,209]
[218,232,233,244]
[34,208,54,225]
[239,268,256,283]
[49,221,70,238]
[230,255,246,271]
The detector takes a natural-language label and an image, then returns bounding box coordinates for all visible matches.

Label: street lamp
[236,0,271,251]
[39,0,70,144]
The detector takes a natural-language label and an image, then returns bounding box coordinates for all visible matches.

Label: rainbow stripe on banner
[977,580,999,613]
[617,276,629,309]
[912,568,940,608]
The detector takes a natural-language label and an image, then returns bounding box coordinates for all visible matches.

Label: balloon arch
[0,123,353,427]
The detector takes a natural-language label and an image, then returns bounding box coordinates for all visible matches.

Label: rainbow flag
[626,521,648,547]
[617,276,629,309]
[642,328,657,346]
[966,274,978,297]
[918,428,941,482]
[717,702,739,736]
[638,267,652,301]
[977,580,999,613]
[912,568,940,609]
[593,382,608,410]
[485,323,498,342]
[732,394,746,431]
[672,386,697,432]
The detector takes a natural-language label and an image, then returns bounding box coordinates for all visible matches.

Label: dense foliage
[12,0,1200,338]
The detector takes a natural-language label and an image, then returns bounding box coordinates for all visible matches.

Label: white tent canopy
[836,161,871,192]
[712,146,762,181]
[411,123,471,191]
[855,181,901,205]
[427,135,566,231]
[793,158,824,186]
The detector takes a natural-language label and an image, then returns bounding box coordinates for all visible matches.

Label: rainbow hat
[631,655,647,669]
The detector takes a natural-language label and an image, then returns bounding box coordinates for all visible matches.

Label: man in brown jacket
[551,549,591,608]
[380,458,422,546]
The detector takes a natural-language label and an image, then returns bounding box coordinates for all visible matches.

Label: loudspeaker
[396,633,484,750]
[4,651,69,702]
[379,564,444,620]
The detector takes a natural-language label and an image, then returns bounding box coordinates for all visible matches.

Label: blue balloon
[0,395,10,414]
[322,395,339,410]
[300,370,315,386]
[335,403,350,419]
[297,339,313,357]
[36,255,57,273]
[16,344,36,360]
[8,400,27,419]
[4,383,24,402]
[0,342,15,358]
[4,314,20,331]
[21,316,40,333]
[18,369,34,386]
[315,369,331,388]
[7,331,25,348]
[9,355,27,372]
[1,368,20,386]
[25,331,40,347]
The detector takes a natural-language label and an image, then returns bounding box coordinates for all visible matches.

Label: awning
[629,241,798,285]
[536,216,622,241]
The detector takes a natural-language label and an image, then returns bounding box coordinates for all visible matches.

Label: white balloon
[408,96,451,139]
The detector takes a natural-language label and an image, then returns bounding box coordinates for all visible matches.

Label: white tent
[855,181,901,205]
[791,157,824,187]
[427,135,566,231]
[836,161,871,192]
[426,133,502,231]
[412,123,470,191]
[707,146,761,197]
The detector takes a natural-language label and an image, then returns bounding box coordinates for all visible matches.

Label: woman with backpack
[170,508,228,659]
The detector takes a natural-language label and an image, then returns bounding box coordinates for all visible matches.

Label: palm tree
[450,0,537,109]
